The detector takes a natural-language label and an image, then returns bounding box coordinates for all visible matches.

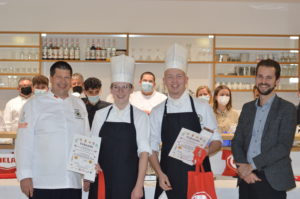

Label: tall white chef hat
[164,43,188,73]
[111,55,135,84]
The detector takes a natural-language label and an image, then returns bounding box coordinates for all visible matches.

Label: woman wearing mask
[213,85,239,133]
[196,85,213,105]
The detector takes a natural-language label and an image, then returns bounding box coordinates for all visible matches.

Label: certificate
[168,127,213,166]
[67,134,101,182]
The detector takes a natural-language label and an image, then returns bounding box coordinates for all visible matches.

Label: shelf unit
[0,32,299,92]
[0,32,41,89]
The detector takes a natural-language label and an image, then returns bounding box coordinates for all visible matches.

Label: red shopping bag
[187,147,217,199]
[221,150,237,177]
[98,171,105,199]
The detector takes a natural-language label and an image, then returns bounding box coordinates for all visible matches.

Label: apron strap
[105,106,113,121]
[130,105,134,125]
[189,95,197,113]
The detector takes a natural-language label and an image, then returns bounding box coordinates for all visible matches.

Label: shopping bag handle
[193,146,207,173]
[98,171,105,199]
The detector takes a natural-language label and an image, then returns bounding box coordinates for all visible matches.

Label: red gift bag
[221,150,237,177]
[187,147,217,199]
[98,171,105,199]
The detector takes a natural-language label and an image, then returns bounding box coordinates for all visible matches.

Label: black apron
[154,96,211,199]
[88,105,143,199]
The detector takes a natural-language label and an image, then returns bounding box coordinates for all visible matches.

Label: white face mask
[87,95,100,104]
[198,95,210,102]
[34,89,47,96]
[141,81,153,93]
[217,96,230,106]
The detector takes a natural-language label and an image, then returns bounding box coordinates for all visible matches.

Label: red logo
[191,192,212,199]
[226,154,236,170]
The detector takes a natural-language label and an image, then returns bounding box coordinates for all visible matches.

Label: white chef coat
[3,95,30,131]
[130,90,167,113]
[150,91,222,152]
[15,91,90,189]
[91,103,151,156]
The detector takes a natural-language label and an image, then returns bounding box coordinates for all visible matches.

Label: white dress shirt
[91,103,152,156]
[150,91,222,152]
[15,91,90,189]
[130,90,167,113]
[3,95,30,131]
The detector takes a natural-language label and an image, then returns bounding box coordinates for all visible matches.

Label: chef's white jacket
[150,91,222,152]
[3,95,30,131]
[91,103,152,156]
[15,91,90,189]
[130,90,167,113]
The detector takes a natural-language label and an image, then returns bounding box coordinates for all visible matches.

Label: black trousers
[29,188,81,199]
[239,170,286,199]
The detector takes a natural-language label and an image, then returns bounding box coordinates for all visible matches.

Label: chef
[86,55,151,199]
[15,61,90,199]
[130,71,167,114]
[149,44,222,199]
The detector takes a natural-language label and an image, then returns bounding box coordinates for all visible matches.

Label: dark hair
[213,85,232,113]
[32,75,49,86]
[140,71,155,82]
[256,59,281,80]
[50,61,73,77]
[84,77,102,90]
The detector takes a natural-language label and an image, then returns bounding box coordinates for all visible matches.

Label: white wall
[0,0,300,109]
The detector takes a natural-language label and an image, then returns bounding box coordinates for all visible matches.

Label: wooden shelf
[0,87,17,90]
[41,59,110,63]
[228,89,298,92]
[216,75,298,78]
[0,131,16,138]
[0,73,39,76]
[135,60,214,64]
[0,59,39,62]
[0,45,39,48]
[215,47,299,51]
[215,61,298,65]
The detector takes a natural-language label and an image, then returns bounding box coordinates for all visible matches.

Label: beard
[257,83,276,95]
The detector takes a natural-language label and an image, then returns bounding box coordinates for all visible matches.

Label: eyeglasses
[111,84,132,91]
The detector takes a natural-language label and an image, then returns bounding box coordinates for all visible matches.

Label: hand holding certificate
[67,134,101,182]
[168,127,213,165]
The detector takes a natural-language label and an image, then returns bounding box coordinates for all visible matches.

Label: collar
[256,94,276,108]
[113,103,130,113]
[168,90,189,106]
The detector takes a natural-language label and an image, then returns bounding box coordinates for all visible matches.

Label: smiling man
[15,61,90,199]
[232,59,297,199]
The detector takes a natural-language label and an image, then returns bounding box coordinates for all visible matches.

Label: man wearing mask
[32,75,49,96]
[71,73,85,97]
[149,44,222,199]
[3,77,32,131]
[82,77,111,127]
[130,71,167,114]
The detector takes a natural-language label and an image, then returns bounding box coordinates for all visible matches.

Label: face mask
[88,95,100,104]
[217,96,230,106]
[21,86,32,96]
[73,86,83,94]
[198,95,210,102]
[34,89,47,95]
[141,81,153,93]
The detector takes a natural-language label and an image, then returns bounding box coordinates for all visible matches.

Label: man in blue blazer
[232,59,297,199]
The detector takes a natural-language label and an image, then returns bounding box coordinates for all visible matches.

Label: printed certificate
[168,127,213,166]
[67,134,101,182]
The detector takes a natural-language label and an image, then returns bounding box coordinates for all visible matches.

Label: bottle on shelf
[100,39,106,61]
[47,38,53,60]
[111,39,117,57]
[69,39,75,60]
[58,38,64,60]
[42,38,48,60]
[52,38,59,60]
[95,39,101,60]
[106,38,111,61]
[86,39,91,60]
[63,39,69,60]
[90,39,96,60]
[75,39,80,60]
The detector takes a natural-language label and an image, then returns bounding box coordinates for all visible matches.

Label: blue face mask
[34,89,47,96]
[87,95,100,104]
[141,81,153,93]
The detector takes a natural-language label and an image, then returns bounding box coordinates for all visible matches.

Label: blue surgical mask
[34,89,47,96]
[87,95,100,104]
[141,81,153,93]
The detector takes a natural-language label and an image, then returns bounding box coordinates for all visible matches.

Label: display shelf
[0,59,39,62]
[215,61,299,65]
[0,45,39,48]
[134,60,215,64]
[215,47,299,51]
[41,59,111,63]
[0,87,17,90]
[215,75,298,78]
